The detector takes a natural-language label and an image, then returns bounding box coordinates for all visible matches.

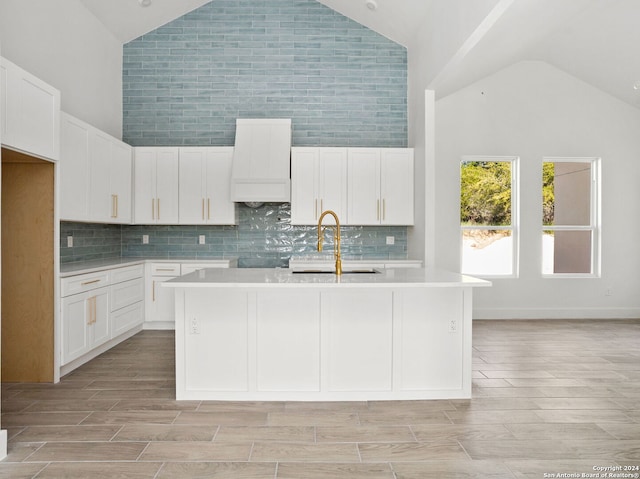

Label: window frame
[541,156,601,278]
[460,155,520,278]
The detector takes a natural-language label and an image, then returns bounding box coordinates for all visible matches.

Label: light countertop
[164,267,491,289]
[60,257,238,277]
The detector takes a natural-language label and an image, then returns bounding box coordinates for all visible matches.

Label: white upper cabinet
[179,147,236,225]
[347,148,414,225]
[0,57,60,161]
[134,147,179,224]
[291,147,347,225]
[60,112,132,223]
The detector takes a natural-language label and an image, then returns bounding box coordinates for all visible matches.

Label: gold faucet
[317,210,342,275]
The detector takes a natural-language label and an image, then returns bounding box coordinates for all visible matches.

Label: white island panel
[256,292,320,392]
[324,291,393,392]
[183,290,249,392]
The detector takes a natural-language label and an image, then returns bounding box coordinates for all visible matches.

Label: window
[460,157,518,276]
[542,158,600,276]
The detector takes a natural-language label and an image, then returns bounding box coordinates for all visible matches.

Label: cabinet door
[88,131,112,221]
[291,148,319,225]
[148,276,177,323]
[347,148,381,225]
[91,290,111,348]
[61,293,91,365]
[205,148,236,224]
[178,148,207,224]
[133,148,157,224]
[60,113,90,220]
[155,149,180,224]
[111,302,144,338]
[381,149,414,225]
[111,140,132,224]
[0,58,60,161]
[318,148,348,225]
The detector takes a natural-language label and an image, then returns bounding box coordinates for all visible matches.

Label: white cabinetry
[347,148,414,225]
[60,264,144,375]
[60,112,132,223]
[145,260,238,330]
[134,147,179,224]
[146,263,180,328]
[291,147,347,225]
[0,57,60,161]
[179,147,236,225]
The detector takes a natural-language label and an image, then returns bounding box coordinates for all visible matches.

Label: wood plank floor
[1,319,639,478]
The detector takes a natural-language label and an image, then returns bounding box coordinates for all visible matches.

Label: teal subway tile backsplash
[122,0,407,148]
[61,203,407,267]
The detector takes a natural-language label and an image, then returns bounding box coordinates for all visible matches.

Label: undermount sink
[291,268,381,274]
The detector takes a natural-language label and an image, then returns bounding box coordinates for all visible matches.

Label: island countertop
[163,266,491,289]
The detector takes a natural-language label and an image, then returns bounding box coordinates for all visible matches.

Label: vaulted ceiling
[78,0,640,109]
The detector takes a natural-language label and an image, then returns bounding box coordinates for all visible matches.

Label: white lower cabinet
[61,287,109,365]
[60,264,144,375]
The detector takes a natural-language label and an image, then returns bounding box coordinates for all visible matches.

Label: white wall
[436,60,640,319]
[0,0,123,138]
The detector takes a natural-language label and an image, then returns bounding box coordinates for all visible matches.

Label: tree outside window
[460,157,518,276]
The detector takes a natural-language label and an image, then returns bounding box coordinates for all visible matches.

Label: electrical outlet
[386,236,395,245]
[67,236,73,248]
[199,235,206,245]
[190,317,200,334]
[605,287,613,296]
[448,319,457,333]
[142,235,149,244]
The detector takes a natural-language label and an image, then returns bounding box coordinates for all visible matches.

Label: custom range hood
[230,118,292,204]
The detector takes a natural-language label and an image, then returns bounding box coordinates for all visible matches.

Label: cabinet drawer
[61,271,110,297]
[151,263,181,276]
[110,278,144,311]
[111,264,144,284]
[111,302,144,338]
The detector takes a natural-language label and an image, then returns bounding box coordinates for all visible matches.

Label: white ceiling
[79,0,640,109]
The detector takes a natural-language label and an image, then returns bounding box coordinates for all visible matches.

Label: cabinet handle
[87,296,96,325]
[111,195,116,218]
[314,199,318,219]
[207,198,211,220]
[152,198,155,220]
[92,297,96,325]
[115,195,118,218]
[157,198,160,220]
[152,280,156,302]
[320,199,323,213]
[377,199,380,221]
[202,198,205,220]
[81,279,101,286]
[383,198,386,221]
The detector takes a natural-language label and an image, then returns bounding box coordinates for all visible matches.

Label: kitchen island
[164,267,490,401]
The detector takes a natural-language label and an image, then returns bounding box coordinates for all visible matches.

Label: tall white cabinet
[291,147,347,225]
[60,112,132,223]
[133,147,179,224]
[178,147,236,225]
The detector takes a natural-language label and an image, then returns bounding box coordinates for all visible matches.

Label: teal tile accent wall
[122,0,407,147]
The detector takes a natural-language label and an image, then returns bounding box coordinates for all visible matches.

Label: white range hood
[230,118,292,203]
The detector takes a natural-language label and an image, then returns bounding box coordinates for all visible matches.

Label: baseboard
[473,307,640,320]
[0,429,7,460]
